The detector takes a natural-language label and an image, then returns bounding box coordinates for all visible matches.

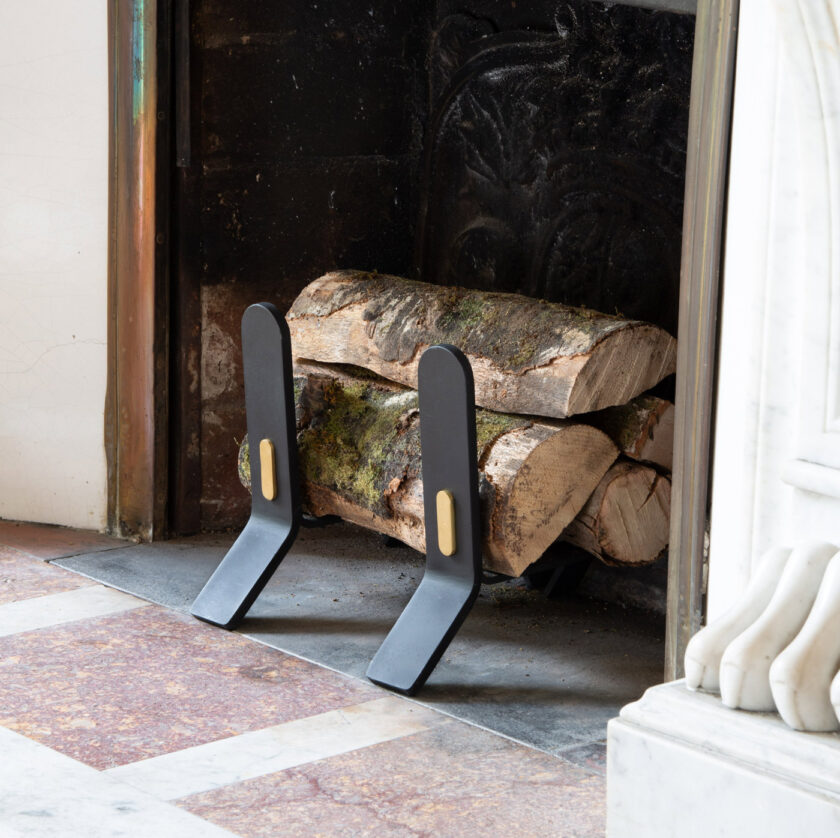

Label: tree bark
[561,460,672,566]
[239,362,619,577]
[286,271,677,419]
[582,395,675,471]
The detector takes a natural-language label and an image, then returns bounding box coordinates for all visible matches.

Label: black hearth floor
[57,522,665,763]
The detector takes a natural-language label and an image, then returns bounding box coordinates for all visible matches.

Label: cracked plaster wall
[0,1,108,529]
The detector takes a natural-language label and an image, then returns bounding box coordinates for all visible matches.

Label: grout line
[0,543,37,559]
[0,543,68,563]
[0,544,129,563]
[0,585,149,637]
[105,695,449,800]
[0,528,132,563]
[45,564,167,605]
[42,543,137,562]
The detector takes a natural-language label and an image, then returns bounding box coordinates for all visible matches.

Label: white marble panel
[0,726,237,837]
[106,696,448,800]
[607,682,840,837]
[0,585,148,637]
[778,0,840,470]
[708,0,801,618]
[709,0,840,619]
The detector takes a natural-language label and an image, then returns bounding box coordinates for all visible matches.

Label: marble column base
[607,681,840,837]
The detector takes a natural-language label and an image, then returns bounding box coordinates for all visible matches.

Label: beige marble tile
[0,725,239,837]
[0,584,147,637]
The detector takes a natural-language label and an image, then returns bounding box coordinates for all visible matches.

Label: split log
[561,461,671,567]
[582,395,674,471]
[239,362,618,577]
[286,271,677,419]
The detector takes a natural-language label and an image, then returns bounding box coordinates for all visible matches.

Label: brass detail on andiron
[436,490,457,557]
[259,439,278,501]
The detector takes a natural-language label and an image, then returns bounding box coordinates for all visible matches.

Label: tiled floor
[0,520,607,836]
[56,525,665,758]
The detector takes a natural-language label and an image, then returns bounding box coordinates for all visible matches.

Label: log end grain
[600,466,670,565]
[482,424,618,577]
[563,461,672,567]
[567,326,677,416]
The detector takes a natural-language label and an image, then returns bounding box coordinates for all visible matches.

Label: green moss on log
[475,411,523,454]
[583,394,670,453]
[296,378,416,512]
[238,367,533,514]
[237,437,250,488]
[287,270,634,374]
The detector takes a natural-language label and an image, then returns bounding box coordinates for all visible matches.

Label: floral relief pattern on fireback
[419,4,694,336]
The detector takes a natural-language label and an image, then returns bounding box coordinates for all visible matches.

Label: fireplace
[109,0,733,677]
[169,0,693,541]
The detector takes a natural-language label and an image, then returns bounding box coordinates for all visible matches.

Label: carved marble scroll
[419,6,693,335]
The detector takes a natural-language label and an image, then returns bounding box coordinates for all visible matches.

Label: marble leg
[719,541,838,711]
[684,546,792,692]
[767,549,840,730]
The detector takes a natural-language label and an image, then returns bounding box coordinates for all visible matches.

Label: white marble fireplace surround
[608,682,840,837]
[607,0,840,834]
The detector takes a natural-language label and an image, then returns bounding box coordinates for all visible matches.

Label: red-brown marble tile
[0,546,96,604]
[178,722,606,838]
[0,605,380,770]
[0,520,125,560]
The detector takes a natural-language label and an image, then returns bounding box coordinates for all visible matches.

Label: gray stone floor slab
[57,523,665,760]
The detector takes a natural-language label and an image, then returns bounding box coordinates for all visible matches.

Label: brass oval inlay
[259,438,278,501]
[436,489,456,556]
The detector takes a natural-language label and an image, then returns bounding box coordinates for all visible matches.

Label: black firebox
[169,0,694,533]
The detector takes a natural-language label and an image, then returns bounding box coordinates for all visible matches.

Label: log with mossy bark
[286,271,677,420]
[582,395,674,471]
[561,460,671,567]
[238,362,619,577]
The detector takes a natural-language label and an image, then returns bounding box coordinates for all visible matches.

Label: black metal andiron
[366,345,482,694]
[191,303,301,629]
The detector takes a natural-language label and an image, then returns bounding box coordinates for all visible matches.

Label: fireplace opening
[158,0,698,739]
[174,0,692,531]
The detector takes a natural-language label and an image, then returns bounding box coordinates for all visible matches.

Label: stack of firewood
[238,270,676,577]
